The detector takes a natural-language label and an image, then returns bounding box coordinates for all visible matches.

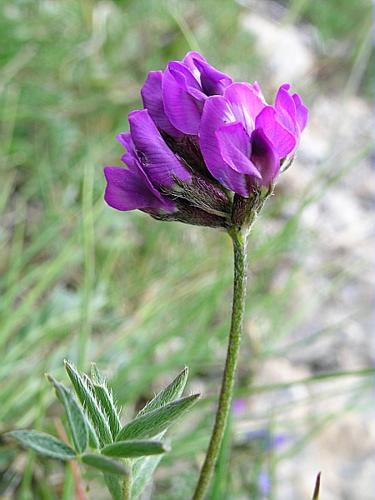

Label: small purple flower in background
[104,51,308,229]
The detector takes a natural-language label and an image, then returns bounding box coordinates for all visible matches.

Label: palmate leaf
[102,439,170,458]
[137,367,189,417]
[91,363,122,439]
[116,394,200,441]
[64,360,112,446]
[6,430,76,461]
[47,375,88,454]
[81,453,129,476]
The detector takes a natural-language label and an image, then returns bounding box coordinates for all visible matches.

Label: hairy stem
[122,460,132,500]
[193,228,249,499]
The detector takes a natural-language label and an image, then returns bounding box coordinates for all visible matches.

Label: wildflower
[104,52,308,230]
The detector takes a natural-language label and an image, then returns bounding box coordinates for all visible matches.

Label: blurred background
[0,0,373,498]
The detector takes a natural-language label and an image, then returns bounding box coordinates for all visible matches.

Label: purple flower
[141,51,232,136]
[104,51,308,229]
[199,82,308,196]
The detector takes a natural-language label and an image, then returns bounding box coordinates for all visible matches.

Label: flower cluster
[104,52,308,229]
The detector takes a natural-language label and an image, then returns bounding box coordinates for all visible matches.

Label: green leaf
[102,439,170,458]
[81,453,129,476]
[131,455,163,499]
[86,416,101,449]
[64,360,112,446]
[91,363,121,439]
[6,430,76,461]
[116,394,200,441]
[47,375,88,454]
[104,474,122,500]
[137,367,189,417]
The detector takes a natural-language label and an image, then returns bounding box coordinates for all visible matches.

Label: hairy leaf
[81,453,129,476]
[116,394,199,441]
[47,375,88,453]
[64,360,112,445]
[6,430,76,460]
[131,454,163,499]
[104,473,122,500]
[102,439,170,458]
[137,367,189,417]
[91,363,121,439]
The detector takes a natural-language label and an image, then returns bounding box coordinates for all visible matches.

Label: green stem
[122,472,132,500]
[193,228,249,500]
[122,458,132,500]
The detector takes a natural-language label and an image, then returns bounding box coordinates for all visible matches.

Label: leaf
[102,439,170,458]
[47,375,88,454]
[131,455,163,499]
[137,367,189,417]
[6,430,76,461]
[91,363,122,439]
[86,416,101,449]
[64,360,112,446]
[81,453,129,476]
[116,394,199,441]
[104,473,122,500]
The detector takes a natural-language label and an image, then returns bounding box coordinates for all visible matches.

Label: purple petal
[199,96,249,196]
[116,132,138,170]
[162,62,204,135]
[141,71,182,137]
[104,166,176,213]
[251,128,279,185]
[255,106,296,158]
[292,93,308,132]
[250,81,267,103]
[182,51,206,72]
[128,109,191,187]
[224,83,266,134]
[192,58,233,96]
[275,85,298,135]
[216,122,260,178]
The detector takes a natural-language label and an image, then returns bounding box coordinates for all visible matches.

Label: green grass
[0,0,373,498]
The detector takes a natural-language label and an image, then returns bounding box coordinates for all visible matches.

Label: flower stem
[193,227,249,500]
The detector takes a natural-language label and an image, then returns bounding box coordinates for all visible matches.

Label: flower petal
[128,109,191,187]
[255,106,296,158]
[103,166,176,213]
[182,51,206,73]
[224,83,266,134]
[141,71,181,137]
[292,93,308,132]
[199,96,249,196]
[275,84,298,135]
[162,63,204,135]
[216,122,260,178]
[192,58,232,96]
[251,128,279,185]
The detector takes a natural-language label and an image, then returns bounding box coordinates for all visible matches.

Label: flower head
[104,52,308,230]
